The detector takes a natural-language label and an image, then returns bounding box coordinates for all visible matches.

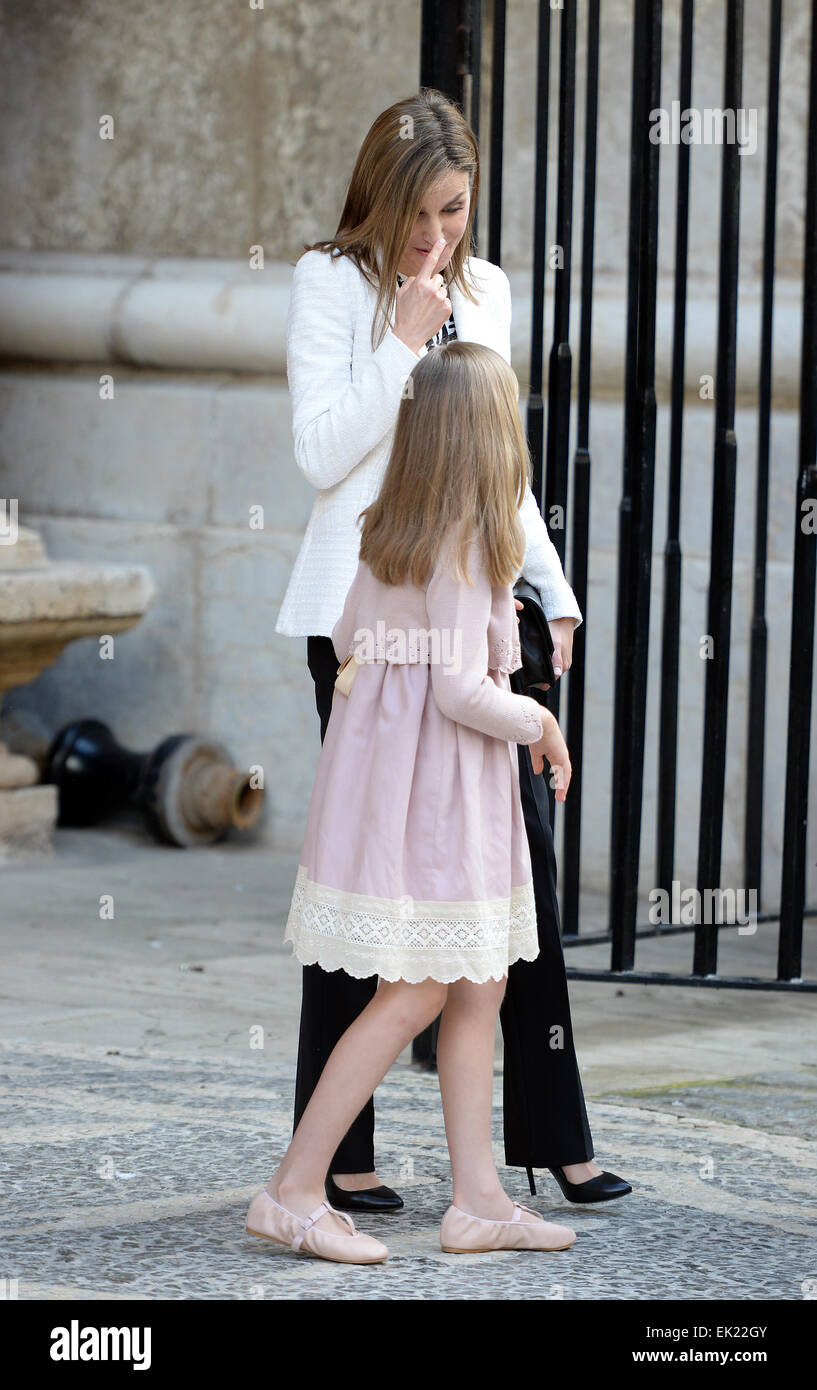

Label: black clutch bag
[510,577,557,699]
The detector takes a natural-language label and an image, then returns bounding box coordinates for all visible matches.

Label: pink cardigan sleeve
[425,534,545,744]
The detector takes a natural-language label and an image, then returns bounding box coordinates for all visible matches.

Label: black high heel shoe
[525,1164,632,1203]
[325,1172,404,1213]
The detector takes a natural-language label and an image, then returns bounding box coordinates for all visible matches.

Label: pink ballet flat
[245,1187,389,1265]
[440,1200,577,1254]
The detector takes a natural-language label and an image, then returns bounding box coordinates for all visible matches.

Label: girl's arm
[286,251,421,491]
[425,533,546,744]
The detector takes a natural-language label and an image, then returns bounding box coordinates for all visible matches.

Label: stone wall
[0,0,814,912]
[1,0,810,278]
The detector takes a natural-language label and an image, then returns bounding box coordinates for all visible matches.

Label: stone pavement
[1,824,816,1301]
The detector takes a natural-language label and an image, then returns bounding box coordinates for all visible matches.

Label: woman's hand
[529,707,572,800]
[516,601,575,690]
[393,238,452,354]
[514,595,551,691]
[548,616,575,679]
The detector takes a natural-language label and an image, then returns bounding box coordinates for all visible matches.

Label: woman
[275,87,631,1212]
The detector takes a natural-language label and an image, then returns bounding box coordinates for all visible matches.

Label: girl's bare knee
[444,975,507,1011]
[377,977,447,1033]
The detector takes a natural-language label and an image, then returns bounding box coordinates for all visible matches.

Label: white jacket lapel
[448,268,501,352]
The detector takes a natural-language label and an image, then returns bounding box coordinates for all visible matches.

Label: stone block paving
[2,1042,815,1300]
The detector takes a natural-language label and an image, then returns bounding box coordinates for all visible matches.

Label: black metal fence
[420,0,817,990]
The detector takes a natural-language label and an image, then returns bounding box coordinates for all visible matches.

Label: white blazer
[274,247,583,639]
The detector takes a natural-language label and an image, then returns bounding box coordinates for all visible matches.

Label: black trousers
[292,636,594,1175]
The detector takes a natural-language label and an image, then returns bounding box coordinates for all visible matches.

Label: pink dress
[283,531,547,984]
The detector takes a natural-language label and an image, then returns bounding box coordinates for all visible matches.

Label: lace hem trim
[283,866,539,984]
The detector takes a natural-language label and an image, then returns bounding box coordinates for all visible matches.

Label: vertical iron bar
[609,0,662,972]
[778,0,817,981]
[563,0,600,936]
[420,0,463,97]
[542,0,577,832]
[527,0,553,508]
[694,0,744,977]
[744,0,783,909]
[656,0,694,900]
[610,13,647,969]
[467,0,482,249]
[487,0,507,264]
[544,0,577,572]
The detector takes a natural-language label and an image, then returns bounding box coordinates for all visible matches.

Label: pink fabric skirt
[283,661,539,983]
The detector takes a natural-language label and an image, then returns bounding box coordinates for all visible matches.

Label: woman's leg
[292,636,381,1188]
[436,975,519,1220]
[269,977,448,1234]
[500,738,600,1180]
[292,963,378,1182]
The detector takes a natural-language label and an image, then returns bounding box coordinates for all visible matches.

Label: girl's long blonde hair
[359,342,530,590]
[304,88,483,351]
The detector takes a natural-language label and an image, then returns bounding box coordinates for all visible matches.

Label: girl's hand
[529,707,572,800]
[393,238,452,354]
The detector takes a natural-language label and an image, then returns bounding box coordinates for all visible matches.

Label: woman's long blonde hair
[359,342,530,590]
[304,88,483,351]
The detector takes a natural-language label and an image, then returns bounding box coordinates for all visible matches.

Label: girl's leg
[267,976,448,1234]
[436,975,518,1220]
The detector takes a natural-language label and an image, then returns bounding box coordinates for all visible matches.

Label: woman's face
[397,171,471,279]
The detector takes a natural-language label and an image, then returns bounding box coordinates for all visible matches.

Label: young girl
[246,340,576,1263]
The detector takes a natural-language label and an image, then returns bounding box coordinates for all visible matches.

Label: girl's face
[397,172,471,279]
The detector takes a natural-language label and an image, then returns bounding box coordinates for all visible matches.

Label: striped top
[396,271,458,352]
